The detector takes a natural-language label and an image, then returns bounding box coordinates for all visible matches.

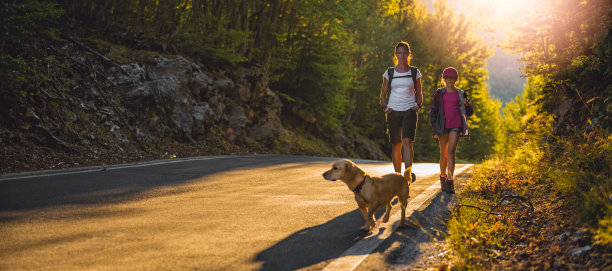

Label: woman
[429,67,472,194]
[380,41,423,182]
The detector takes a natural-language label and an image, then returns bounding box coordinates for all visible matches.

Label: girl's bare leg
[438,134,449,176]
[446,131,460,179]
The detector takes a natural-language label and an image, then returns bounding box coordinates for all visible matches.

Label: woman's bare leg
[391,142,403,173]
[401,138,414,179]
[402,138,414,170]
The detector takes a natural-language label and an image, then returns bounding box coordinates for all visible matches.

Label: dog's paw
[360,224,372,231]
[399,220,419,229]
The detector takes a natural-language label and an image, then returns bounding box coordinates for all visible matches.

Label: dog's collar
[352,176,367,194]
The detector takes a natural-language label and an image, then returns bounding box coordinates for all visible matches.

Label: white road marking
[0,155,258,181]
[323,164,473,271]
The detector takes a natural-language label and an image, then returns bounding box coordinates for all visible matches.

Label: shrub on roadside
[448,130,611,269]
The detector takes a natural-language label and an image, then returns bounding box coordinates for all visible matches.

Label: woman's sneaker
[446,179,455,194]
[411,172,416,183]
[440,175,447,192]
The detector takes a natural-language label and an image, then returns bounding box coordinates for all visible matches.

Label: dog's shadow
[255,194,455,270]
[254,208,372,271]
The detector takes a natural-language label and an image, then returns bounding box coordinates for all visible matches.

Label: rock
[291,105,317,124]
[571,236,584,243]
[146,56,191,80]
[248,115,282,141]
[192,103,214,122]
[353,134,386,160]
[236,84,251,102]
[554,99,574,130]
[228,105,248,129]
[334,128,352,146]
[171,105,193,134]
[108,122,127,142]
[558,232,572,242]
[569,245,591,256]
[121,77,181,99]
[110,63,145,85]
[191,71,213,94]
[212,78,234,91]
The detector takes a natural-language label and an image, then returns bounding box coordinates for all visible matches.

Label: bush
[0,0,64,125]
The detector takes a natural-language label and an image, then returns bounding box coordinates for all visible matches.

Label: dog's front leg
[366,203,380,230]
[398,188,409,227]
[356,196,372,231]
[358,207,371,231]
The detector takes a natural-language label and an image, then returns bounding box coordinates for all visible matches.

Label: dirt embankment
[1,38,385,174]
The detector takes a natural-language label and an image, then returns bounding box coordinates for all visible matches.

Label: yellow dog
[322,159,410,231]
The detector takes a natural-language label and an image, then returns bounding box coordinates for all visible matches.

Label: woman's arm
[415,77,423,108]
[380,77,390,111]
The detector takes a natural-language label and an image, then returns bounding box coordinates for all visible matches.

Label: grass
[447,130,612,270]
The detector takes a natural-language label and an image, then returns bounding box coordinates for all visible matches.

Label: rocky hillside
[0,38,385,174]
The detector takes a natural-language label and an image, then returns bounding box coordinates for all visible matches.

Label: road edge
[323,164,473,271]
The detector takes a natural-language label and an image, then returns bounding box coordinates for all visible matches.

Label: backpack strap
[410,66,417,87]
[387,67,395,93]
[388,66,418,93]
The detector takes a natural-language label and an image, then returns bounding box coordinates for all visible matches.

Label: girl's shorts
[443,127,462,134]
[386,110,418,144]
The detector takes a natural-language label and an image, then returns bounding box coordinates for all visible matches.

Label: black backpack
[387,66,418,100]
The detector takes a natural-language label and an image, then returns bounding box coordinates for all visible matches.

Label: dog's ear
[343,159,353,170]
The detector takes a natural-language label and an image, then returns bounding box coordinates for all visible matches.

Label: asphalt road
[0,155,469,270]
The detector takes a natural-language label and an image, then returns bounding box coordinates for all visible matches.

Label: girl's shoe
[440,175,447,192]
[446,179,455,194]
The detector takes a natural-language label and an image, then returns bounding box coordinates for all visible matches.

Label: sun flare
[450,0,541,26]
[446,0,543,43]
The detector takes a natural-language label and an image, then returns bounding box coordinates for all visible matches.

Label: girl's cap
[442,67,458,78]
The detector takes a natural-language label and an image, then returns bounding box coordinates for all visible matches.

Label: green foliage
[505,0,612,123]
[448,204,510,270]
[1,0,64,43]
[0,0,64,124]
[547,133,612,244]
[496,76,550,155]
[0,55,28,120]
[173,13,249,65]
[269,0,353,130]
[481,0,612,248]
[43,0,503,161]
[414,0,499,162]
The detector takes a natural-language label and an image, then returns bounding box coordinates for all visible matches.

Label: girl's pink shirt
[443,91,462,129]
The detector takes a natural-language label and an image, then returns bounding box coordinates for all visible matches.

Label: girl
[380,41,423,182]
[429,67,472,194]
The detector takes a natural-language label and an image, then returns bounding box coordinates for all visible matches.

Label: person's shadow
[255,193,455,270]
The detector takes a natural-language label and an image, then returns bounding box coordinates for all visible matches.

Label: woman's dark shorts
[386,109,418,144]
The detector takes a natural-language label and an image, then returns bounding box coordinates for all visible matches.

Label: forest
[1,0,611,268]
[1,0,502,163]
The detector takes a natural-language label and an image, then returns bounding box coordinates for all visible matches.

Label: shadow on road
[255,208,369,270]
[255,191,456,270]
[0,155,338,214]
